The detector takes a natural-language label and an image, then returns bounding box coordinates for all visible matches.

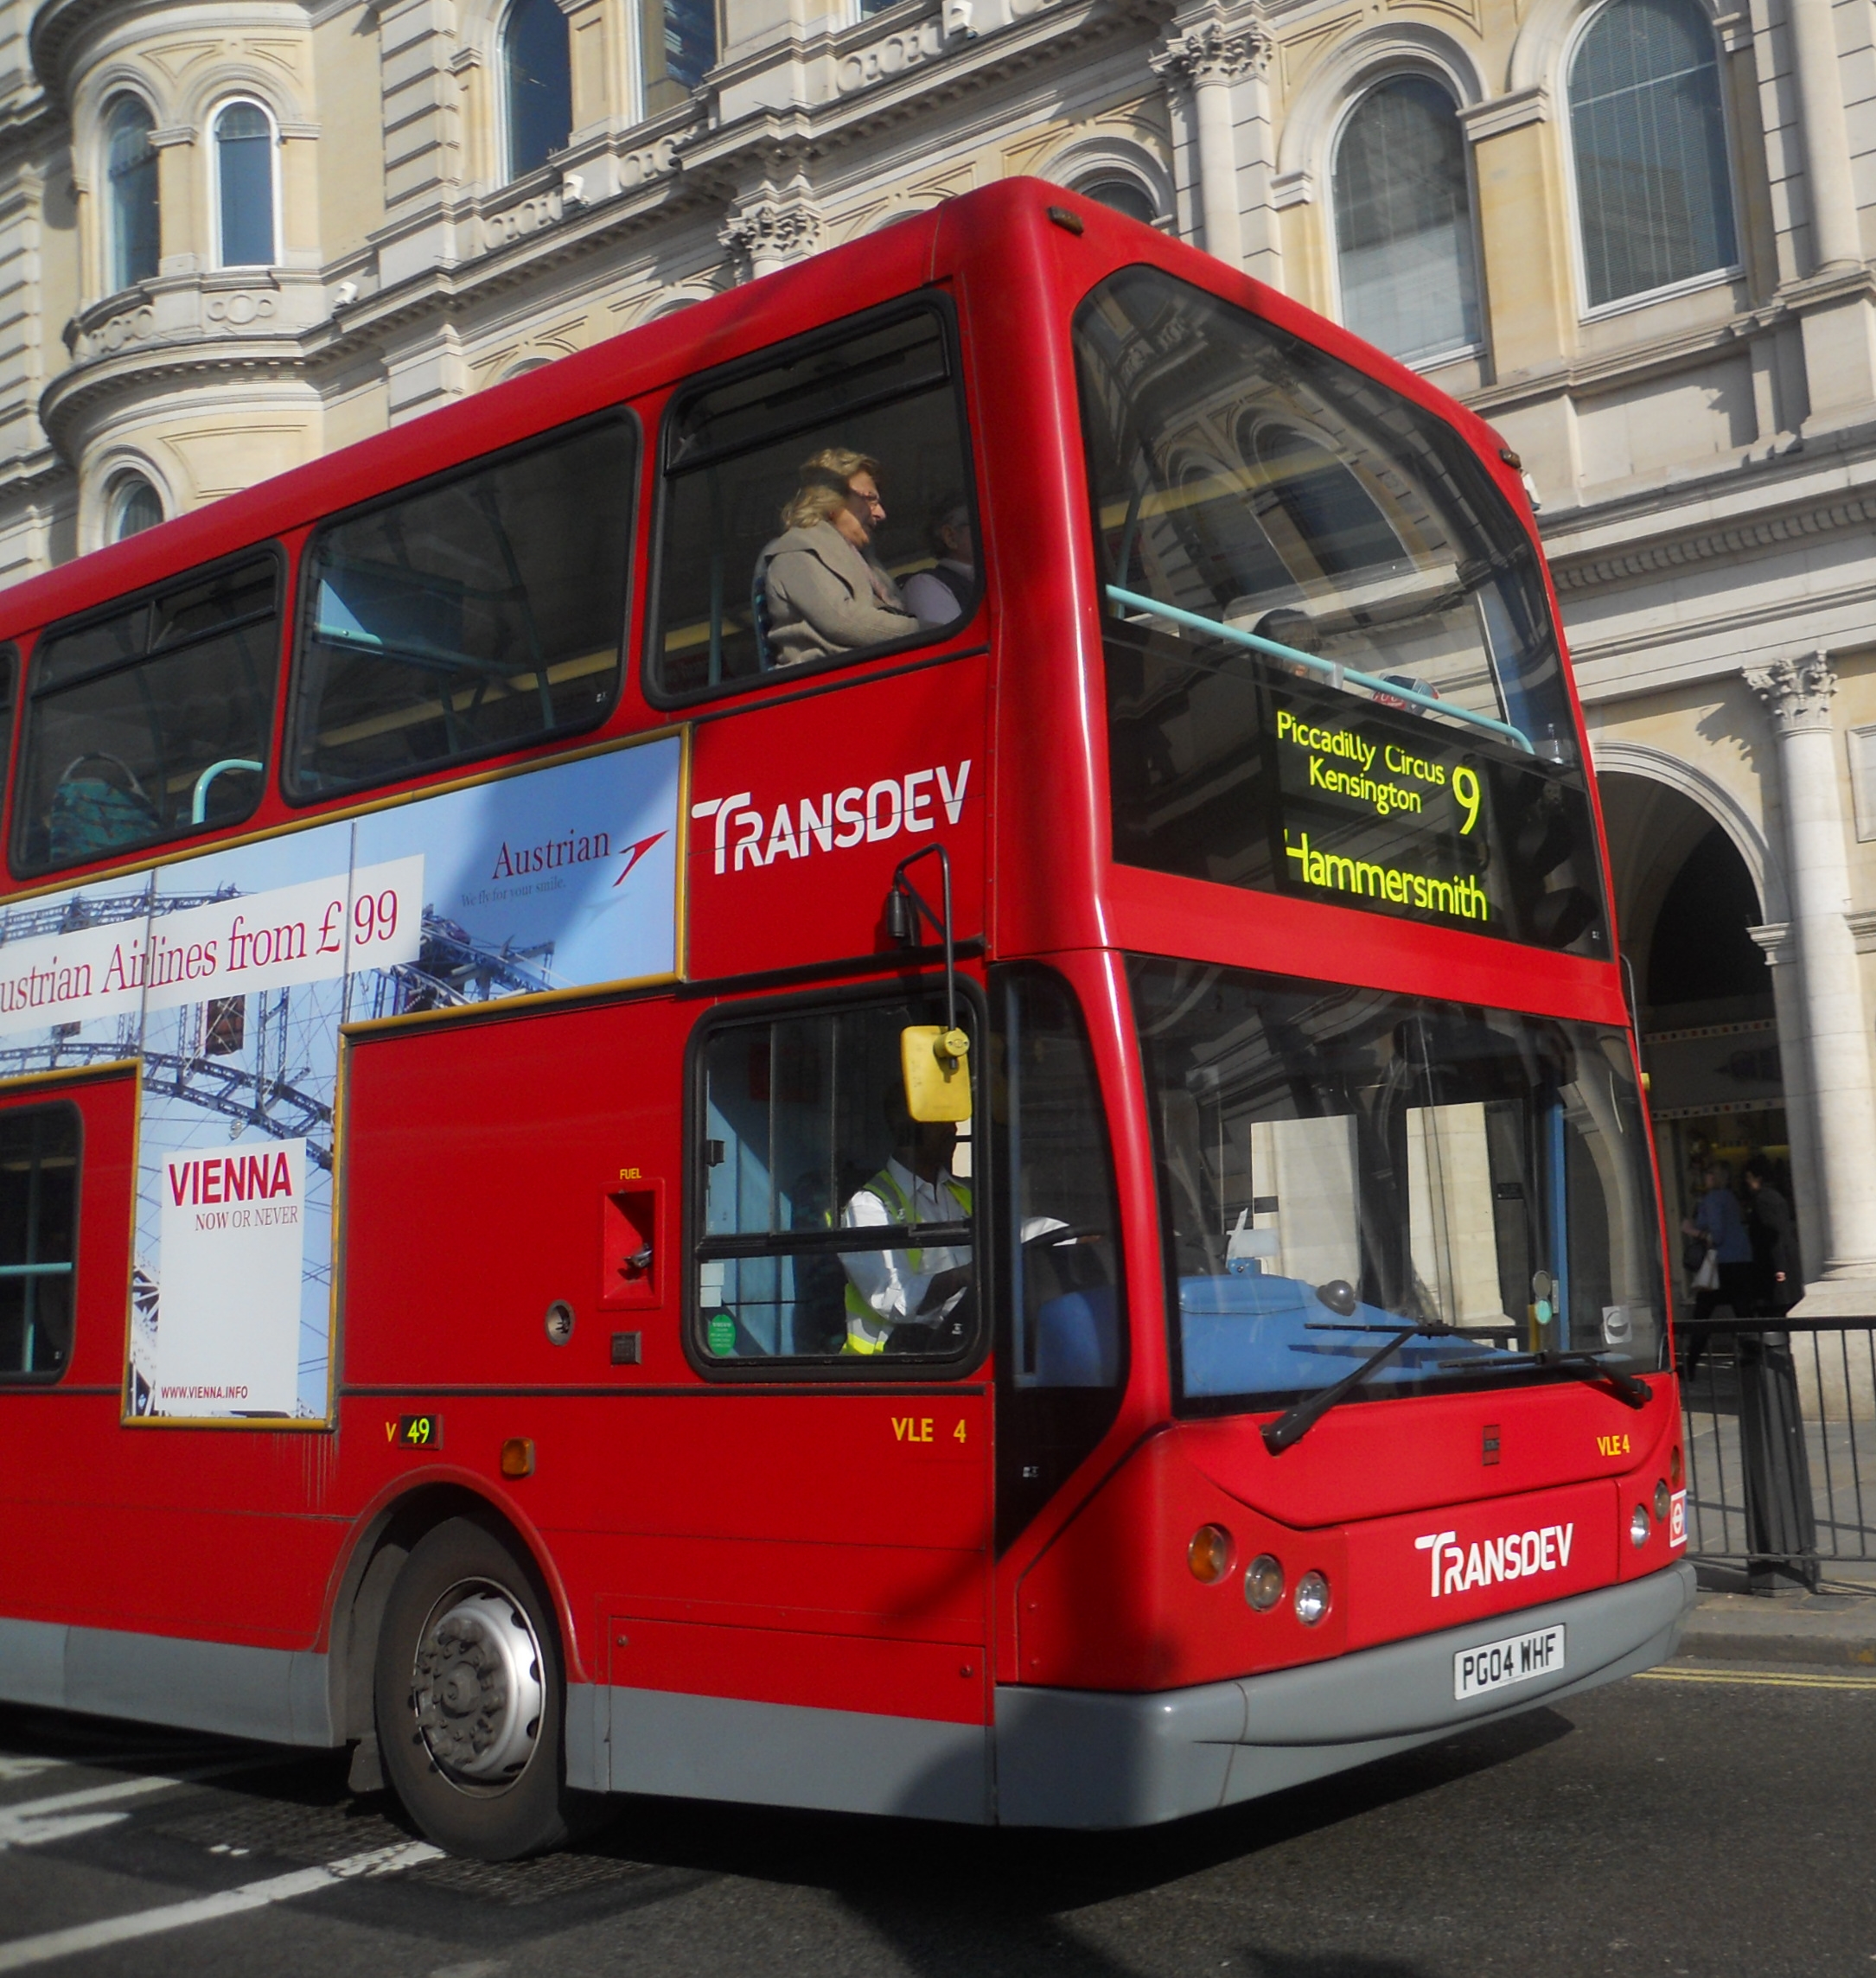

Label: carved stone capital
[719,200,823,278]
[1152,16,1269,86]
[1746,652,1837,735]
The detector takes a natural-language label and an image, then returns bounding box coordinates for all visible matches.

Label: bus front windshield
[1131,960,1666,1413]
[1077,268,1606,957]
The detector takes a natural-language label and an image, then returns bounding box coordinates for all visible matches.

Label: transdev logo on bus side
[691,761,973,874]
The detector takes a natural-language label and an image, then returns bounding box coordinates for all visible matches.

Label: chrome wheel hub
[411,1581,545,1788]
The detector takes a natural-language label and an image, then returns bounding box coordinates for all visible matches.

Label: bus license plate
[1454,1624,1566,1700]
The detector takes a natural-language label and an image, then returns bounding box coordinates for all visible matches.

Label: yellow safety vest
[841,1165,973,1355]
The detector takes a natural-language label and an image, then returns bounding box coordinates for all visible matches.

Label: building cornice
[39,341,316,456]
[1548,484,1876,593]
[682,0,1171,180]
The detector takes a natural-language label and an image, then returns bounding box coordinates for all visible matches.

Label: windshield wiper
[1435,1348,1651,1410]
[1262,1312,1467,1453]
[1105,583,1536,756]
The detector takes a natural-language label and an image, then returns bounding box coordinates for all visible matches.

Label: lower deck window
[0,1104,79,1379]
[692,991,980,1369]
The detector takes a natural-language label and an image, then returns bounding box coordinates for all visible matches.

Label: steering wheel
[1023,1225,1107,1249]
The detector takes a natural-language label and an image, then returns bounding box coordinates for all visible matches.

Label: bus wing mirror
[903,1024,972,1123]
[887,843,972,1123]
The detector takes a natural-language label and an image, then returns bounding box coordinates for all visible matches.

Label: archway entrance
[1600,774,1791,1307]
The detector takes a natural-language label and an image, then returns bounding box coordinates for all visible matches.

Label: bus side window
[0,1102,80,1382]
[692,990,981,1371]
[285,415,635,802]
[652,304,979,700]
[13,558,278,876]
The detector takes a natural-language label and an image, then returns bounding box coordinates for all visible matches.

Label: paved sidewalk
[1679,1566,1876,1665]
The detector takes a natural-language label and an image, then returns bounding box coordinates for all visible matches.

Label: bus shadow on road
[579,1703,1573,1897]
[1,1696,1573,1968]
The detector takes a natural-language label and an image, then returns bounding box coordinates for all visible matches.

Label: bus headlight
[1244,1554,1284,1611]
[1189,1524,1233,1583]
[1654,1479,1671,1522]
[1630,1503,1652,1547]
[1294,1571,1330,1625]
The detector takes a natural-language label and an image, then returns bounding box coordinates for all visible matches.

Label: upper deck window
[1077,267,1605,955]
[286,416,634,803]
[15,557,279,877]
[649,304,978,702]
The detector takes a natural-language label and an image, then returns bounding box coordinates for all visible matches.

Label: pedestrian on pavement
[1744,1154,1799,1315]
[1739,1153,1818,1589]
[1684,1163,1753,1317]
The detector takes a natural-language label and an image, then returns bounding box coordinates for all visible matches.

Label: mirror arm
[889,844,957,1038]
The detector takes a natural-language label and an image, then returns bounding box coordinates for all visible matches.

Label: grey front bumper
[996,1559,1697,1828]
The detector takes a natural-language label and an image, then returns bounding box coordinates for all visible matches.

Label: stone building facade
[0,0,1874,1302]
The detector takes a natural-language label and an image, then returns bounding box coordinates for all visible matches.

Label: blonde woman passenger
[756,448,917,667]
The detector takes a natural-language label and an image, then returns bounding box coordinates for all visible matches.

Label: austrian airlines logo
[692,761,973,875]
[1415,1522,1575,1598]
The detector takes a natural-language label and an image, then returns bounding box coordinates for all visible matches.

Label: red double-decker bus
[0,179,1691,1860]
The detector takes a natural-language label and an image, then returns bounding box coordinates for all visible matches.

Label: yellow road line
[1636,1667,1876,1688]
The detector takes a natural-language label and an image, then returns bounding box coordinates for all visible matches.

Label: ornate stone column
[1788,0,1863,274]
[1746,654,1876,1298]
[1152,16,1267,271]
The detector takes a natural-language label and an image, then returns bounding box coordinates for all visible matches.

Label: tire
[373,1515,580,1860]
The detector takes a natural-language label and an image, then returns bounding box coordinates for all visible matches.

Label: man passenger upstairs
[902,494,975,626]
[757,448,917,667]
[839,1090,972,1356]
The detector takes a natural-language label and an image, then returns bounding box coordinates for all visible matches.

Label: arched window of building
[1076,174,1158,227]
[1251,424,1405,581]
[214,100,277,267]
[104,95,160,292]
[641,0,717,115]
[504,0,573,179]
[107,473,163,542]
[1333,76,1481,365]
[1568,0,1737,308]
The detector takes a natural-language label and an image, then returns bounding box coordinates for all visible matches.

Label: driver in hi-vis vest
[839,1089,972,1356]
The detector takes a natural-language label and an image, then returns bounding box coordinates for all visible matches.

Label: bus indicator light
[501,1437,535,1478]
[1294,1573,1331,1625]
[1188,1525,1233,1583]
[1630,1503,1651,1547]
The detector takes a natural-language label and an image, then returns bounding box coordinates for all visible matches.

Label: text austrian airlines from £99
[692,762,973,874]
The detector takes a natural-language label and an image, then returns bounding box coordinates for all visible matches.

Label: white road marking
[0,1776,184,1849]
[0,1759,284,1851]
[0,1839,444,1971]
[0,1749,220,1784]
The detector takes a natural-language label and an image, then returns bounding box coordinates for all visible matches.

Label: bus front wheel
[373,1516,579,1860]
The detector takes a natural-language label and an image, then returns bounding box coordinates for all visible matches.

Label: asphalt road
[2,1661,1872,1978]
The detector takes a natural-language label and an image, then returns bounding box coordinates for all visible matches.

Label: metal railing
[1676,1317,1876,1592]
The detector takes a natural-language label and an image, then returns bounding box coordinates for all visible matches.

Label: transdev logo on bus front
[1414,1522,1575,1598]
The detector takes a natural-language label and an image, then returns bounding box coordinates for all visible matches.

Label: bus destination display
[1273,692,1495,929]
